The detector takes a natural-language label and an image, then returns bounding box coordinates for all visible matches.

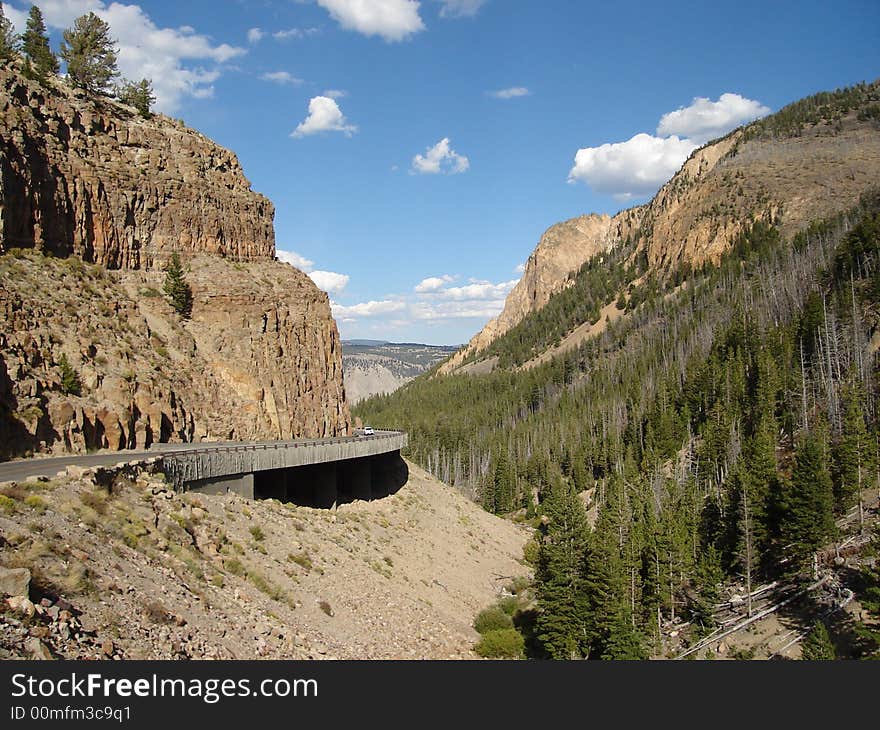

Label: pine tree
[831,391,869,516]
[601,604,647,660]
[800,621,836,660]
[0,2,19,61]
[163,252,193,319]
[781,434,836,576]
[22,6,58,78]
[60,12,118,94]
[535,481,591,659]
[117,78,155,118]
[58,353,81,396]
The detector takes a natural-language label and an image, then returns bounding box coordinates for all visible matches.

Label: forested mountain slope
[356,82,880,659]
[441,81,880,374]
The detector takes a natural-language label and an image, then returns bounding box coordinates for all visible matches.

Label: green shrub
[497,596,520,616]
[24,495,47,513]
[224,557,245,576]
[288,552,312,571]
[249,525,265,542]
[0,495,16,513]
[474,629,524,659]
[522,539,540,568]
[474,606,513,634]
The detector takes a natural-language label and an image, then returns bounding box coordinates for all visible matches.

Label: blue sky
[6,1,880,344]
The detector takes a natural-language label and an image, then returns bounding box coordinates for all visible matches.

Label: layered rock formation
[446,92,880,370]
[0,65,274,269]
[0,67,350,457]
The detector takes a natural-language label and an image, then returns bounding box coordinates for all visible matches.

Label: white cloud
[260,71,304,85]
[316,0,425,42]
[276,250,315,271]
[21,1,247,113]
[437,0,487,17]
[437,279,517,301]
[514,262,525,274]
[4,4,28,31]
[568,133,697,201]
[309,270,350,294]
[414,275,455,293]
[487,86,529,99]
[332,300,406,320]
[411,301,506,320]
[247,27,265,43]
[276,251,349,294]
[292,96,358,138]
[657,93,771,145]
[323,89,348,99]
[411,137,469,175]
[568,92,771,200]
[273,27,320,40]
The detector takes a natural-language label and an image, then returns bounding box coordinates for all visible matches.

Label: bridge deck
[0,431,407,491]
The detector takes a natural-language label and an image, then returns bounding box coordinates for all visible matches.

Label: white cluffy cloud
[332,300,406,321]
[292,96,358,138]
[9,0,247,113]
[276,250,350,295]
[247,27,265,43]
[658,93,771,145]
[332,272,518,328]
[260,71,304,86]
[309,271,351,294]
[414,275,455,293]
[438,0,488,17]
[569,133,698,201]
[411,138,469,175]
[568,92,770,200]
[409,275,517,321]
[487,86,530,99]
[316,0,425,42]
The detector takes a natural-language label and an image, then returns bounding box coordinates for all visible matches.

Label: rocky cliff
[445,83,880,370]
[0,67,350,457]
[0,65,274,269]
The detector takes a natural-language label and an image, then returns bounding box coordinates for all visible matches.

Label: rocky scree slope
[0,67,350,457]
[0,461,529,660]
[443,82,880,372]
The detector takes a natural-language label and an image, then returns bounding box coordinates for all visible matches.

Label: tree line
[0,3,155,117]
[357,188,880,658]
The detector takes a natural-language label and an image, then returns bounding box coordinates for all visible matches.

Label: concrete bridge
[0,431,408,507]
[162,430,408,506]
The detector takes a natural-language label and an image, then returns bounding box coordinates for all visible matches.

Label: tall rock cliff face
[446,86,880,370]
[0,66,274,269]
[0,67,350,458]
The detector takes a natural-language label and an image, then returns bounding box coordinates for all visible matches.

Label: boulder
[0,566,30,598]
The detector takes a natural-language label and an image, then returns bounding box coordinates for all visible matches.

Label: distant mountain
[342,341,459,404]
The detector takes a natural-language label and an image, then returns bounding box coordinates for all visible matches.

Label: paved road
[0,431,401,483]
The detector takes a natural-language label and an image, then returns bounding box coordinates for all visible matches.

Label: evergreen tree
[800,621,836,660]
[781,434,836,575]
[691,544,723,632]
[163,252,193,319]
[535,481,591,659]
[22,5,58,78]
[0,2,19,61]
[58,353,81,396]
[117,77,155,118]
[601,604,647,660]
[831,390,870,515]
[60,12,118,94]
